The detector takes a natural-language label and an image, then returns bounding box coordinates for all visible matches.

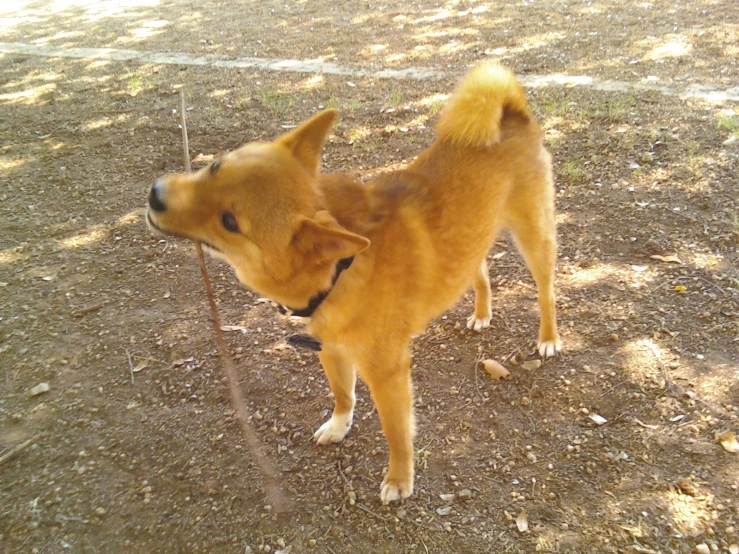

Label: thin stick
[125,348,135,385]
[195,243,286,513]
[178,90,286,513]
[179,90,191,173]
[0,438,35,466]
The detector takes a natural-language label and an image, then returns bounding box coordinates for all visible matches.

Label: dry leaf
[132,361,149,373]
[650,254,682,264]
[439,493,456,503]
[163,289,171,299]
[221,325,249,334]
[516,509,529,532]
[521,359,541,371]
[481,359,510,380]
[588,413,608,425]
[674,285,687,293]
[717,431,739,453]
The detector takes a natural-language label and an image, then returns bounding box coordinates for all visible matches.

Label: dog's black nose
[149,180,167,212]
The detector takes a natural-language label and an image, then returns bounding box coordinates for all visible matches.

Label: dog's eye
[221,212,239,233]
[210,158,221,175]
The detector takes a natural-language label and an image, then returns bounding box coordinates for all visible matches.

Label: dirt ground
[1,1,738,553]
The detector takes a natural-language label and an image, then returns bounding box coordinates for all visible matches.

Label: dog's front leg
[363,349,416,504]
[313,345,357,444]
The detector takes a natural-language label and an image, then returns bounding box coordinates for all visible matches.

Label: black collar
[277,256,354,318]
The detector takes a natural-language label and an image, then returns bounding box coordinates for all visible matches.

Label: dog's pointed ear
[293,213,370,262]
[277,109,338,176]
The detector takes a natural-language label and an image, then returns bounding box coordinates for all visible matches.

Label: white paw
[466,314,491,332]
[538,339,562,358]
[312,412,353,445]
[380,476,413,505]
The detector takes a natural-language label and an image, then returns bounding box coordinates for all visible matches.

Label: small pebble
[29,383,50,397]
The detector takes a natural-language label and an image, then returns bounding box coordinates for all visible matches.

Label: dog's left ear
[293,213,370,262]
[277,109,338,176]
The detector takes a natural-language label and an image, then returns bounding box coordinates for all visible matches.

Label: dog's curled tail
[436,62,530,148]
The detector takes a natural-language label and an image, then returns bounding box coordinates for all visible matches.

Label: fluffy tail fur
[436,62,531,148]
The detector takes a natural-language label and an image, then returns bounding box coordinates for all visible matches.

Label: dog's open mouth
[146,211,221,253]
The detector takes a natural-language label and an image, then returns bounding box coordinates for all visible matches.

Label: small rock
[458,489,473,501]
[94,507,106,515]
[521,359,541,371]
[29,383,50,397]
[695,544,710,554]
[307,539,316,548]
[436,506,452,516]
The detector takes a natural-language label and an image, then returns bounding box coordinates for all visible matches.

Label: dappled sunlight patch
[116,209,144,227]
[347,125,371,144]
[562,263,622,287]
[616,337,668,381]
[81,116,114,132]
[0,248,28,266]
[690,250,724,271]
[359,44,387,58]
[0,156,29,172]
[208,88,232,99]
[48,0,161,22]
[0,82,56,104]
[296,74,324,92]
[57,224,106,250]
[645,38,694,61]
[128,19,169,40]
[664,488,714,537]
[385,52,409,64]
[45,30,85,42]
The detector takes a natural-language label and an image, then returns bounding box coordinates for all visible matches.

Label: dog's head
[146,109,370,309]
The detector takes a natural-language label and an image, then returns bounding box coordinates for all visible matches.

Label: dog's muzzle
[148,178,167,212]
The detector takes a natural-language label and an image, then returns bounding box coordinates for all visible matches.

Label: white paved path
[1,41,737,103]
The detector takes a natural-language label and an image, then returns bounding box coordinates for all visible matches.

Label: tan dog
[146,62,561,504]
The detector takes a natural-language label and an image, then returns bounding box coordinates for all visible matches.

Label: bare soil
[1,1,738,553]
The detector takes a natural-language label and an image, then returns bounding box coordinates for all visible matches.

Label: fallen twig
[125,348,135,385]
[0,438,35,466]
[71,303,104,318]
[179,89,286,513]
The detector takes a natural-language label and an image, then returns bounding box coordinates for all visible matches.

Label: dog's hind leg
[361,348,416,504]
[467,258,493,331]
[507,202,561,358]
[313,345,357,444]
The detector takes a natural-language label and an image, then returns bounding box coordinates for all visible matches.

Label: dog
[146,62,561,504]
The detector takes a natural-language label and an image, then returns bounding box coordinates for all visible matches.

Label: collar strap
[277,256,354,318]
[286,333,322,351]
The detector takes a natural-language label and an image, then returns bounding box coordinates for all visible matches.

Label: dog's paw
[380,476,414,505]
[313,412,353,445]
[538,339,562,358]
[466,314,491,332]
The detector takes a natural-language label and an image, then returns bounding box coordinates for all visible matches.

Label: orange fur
[147,62,561,504]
